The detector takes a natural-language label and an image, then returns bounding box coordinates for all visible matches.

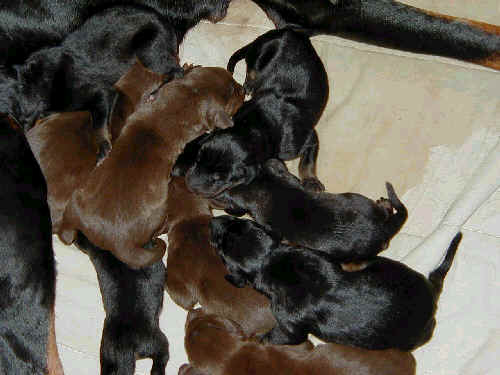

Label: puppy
[27,111,99,236]
[165,176,276,336]
[180,309,416,375]
[181,28,329,195]
[75,233,169,375]
[59,61,244,269]
[0,0,232,65]
[0,113,63,374]
[1,5,183,159]
[211,159,407,262]
[251,0,500,70]
[210,215,462,351]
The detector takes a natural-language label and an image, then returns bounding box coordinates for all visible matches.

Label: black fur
[75,233,169,375]
[0,113,56,373]
[181,29,329,196]
[0,0,231,65]
[210,159,407,262]
[210,215,462,351]
[0,5,183,160]
[251,0,500,66]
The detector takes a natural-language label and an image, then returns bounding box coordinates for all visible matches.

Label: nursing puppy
[59,61,244,269]
[75,233,169,375]
[182,29,329,195]
[180,309,416,375]
[0,0,231,65]
[165,176,276,336]
[0,114,63,374]
[210,215,462,351]
[251,0,500,70]
[27,112,98,236]
[1,5,182,159]
[211,159,407,262]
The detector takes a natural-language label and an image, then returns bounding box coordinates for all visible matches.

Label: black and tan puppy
[165,176,276,336]
[211,159,406,262]
[0,0,231,65]
[180,28,329,195]
[251,0,500,70]
[1,5,182,159]
[210,215,462,351]
[179,309,416,375]
[75,233,169,375]
[59,61,244,269]
[0,114,63,374]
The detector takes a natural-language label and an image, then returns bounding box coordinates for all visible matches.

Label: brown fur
[27,112,98,235]
[47,307,64,375]
[181,309,416,375]
[165,177,276,336]
[59,61,244,269]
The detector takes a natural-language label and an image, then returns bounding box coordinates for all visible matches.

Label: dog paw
[301,178,325,192]
[376,197,394,218]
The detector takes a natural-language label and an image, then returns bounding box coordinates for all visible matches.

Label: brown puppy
[180,309,416,375]
[59,61,245,269]
[165,176,275,336]
[27,112,98,236]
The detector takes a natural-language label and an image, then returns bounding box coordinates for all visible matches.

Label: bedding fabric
[52,0,499,374]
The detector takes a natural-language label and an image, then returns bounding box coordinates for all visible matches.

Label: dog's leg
[298,130,325,192]
[47,307,64,375]
[100,321,136,375]
[150,332,169,375]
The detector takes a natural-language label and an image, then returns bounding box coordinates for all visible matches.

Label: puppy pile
[2,0,493,374]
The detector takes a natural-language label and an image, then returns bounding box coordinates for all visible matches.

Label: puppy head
[210,216,278,288]
[185,309,244,370]
[184,130,261,197]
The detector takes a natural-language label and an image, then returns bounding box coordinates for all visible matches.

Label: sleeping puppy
[26,112,99,236]
[210,159,407,262]
[165,176,276,336]
[0,0,232,65]
[1,5,182,160]
[251,0,500,70]
[75,233,169,375]
[59,61,244,269]
[0,114,63,374]
[179,309,416,375]
[210,215,462,351]
[181,28,329,195]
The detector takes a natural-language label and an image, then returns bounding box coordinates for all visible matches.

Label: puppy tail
[112,238,166,270]
[428,232,462,297]
[383,182,408,240]
[227,44,252,73]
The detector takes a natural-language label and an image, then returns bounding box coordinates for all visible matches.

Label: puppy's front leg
[90,88,118,164]
[298,130,325,192]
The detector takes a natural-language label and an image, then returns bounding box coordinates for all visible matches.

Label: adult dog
[210,215,462,350]
[180,29,329,195]
[210,159,407,262]
[76,233,169,375]
[59,61,244,269]
[251,0,500,70]
[179,309,416,375]
[0,0,231,65]
[0,114,63,374]
[165,176,276,336]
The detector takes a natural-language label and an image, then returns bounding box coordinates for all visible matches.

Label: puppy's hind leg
[298,130,325,192]
[100,321,136,375]
[149,332,169,375]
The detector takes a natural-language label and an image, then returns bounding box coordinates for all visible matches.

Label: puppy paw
[301,177,325,192]
[376,197,394,218]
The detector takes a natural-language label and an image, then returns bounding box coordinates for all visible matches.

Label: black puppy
[210,215,462,351]
[0,113,63,374]
[180,28,329,195]
[210,159,407,262]
[251,0,500,70]
[0,0,231,65]
[0,5,183,159]
[75,233,169,375]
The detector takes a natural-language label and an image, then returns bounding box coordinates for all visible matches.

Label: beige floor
[54,1,500,374]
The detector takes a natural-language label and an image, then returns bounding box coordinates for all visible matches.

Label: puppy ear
[224,274,247,288]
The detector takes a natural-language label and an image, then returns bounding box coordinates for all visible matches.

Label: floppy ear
[224,273,247,288]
